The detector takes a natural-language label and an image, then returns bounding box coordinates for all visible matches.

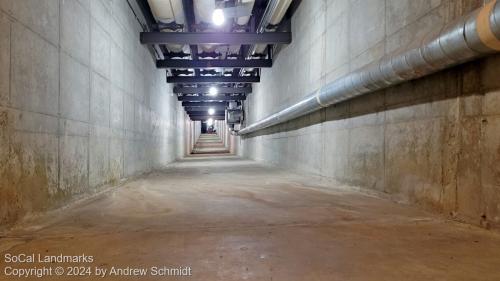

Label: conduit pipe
[249,0,293,56]
[238,1,500,135]
[241,0,292,76]
[253,0,293,54]
[148,0,187,53]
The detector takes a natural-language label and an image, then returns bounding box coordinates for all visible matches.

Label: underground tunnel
[1,0,500,280]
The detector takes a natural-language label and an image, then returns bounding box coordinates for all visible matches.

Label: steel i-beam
[168,76,260,83]
[174,85,252,94]
[157,59,272,68]
[178,95,246,101]
[141,32,292,45]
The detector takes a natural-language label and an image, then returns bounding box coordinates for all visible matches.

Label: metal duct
[238,0,500,135]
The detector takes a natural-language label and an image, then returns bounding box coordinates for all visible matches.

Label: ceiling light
[207,118,214,126]
[212,9,225,26]
[208,86,218,96]
[208,108,215,115]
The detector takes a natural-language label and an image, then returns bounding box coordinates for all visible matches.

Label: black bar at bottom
[168,76,260,83]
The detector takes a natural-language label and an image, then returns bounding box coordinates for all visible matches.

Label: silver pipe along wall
[238,0,500,135]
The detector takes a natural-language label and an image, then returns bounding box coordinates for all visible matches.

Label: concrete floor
[191,134,230,155]
[1,137,500,280]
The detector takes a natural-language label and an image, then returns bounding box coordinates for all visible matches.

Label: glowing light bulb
[208,86,218,96]
[212,9,225,26]
[207,118,214,126]
[208,108,215,115]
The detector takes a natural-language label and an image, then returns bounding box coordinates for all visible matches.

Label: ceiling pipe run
[174,85,252,94]
[238,0,292,77]
[238,0,500,135]
[252,0,293,55]
[147,0,187,53]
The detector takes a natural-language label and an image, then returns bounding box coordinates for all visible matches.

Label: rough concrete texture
[241,0,500,229]
[0,0,181,228]
[182,117,201,156]
[2,157,500,280]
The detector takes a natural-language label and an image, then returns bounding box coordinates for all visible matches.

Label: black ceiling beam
[189,112,225,116]
[182,101,228,107]
[184,106,226,111]
[188,113,225,118]
[177,93,246,100]
[181,0,200,76]
[234,0,266,77]
[157,59,272,69]
[178,95,246,101]
[168,76,260,83]
[174,85,252,94]
[190,116,225,121]
[188,111,225,116]
[232,45,248,77]
[189,113,225,117]
[189,116,225,120]
[140,32,292,45]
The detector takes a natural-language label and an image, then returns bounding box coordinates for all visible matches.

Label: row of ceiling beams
[173,85,252,94]
[178,95,246,101]
[181,101,228,107]
[139,31,291,45]
[135,0,295,121]
[188,115,226,120]
[167,76,260,83]
[138,1,278,83]
[156,59,272,69]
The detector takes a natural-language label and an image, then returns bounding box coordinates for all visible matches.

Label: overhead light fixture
[208,86,218,96]
[212,9,225,26]
[208,108,215,115]
[207,118,214,126]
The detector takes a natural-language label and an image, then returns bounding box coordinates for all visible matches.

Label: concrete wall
[214,120,241,154]
[177,107,187,159]
[215,120,229,148]
[0,0,182,228]
[193,121,201,151]
[230,133,239,155]
[182,117,201,156]
[241,0,500,229]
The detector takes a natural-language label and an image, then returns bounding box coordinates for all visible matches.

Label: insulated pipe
[238,1,500,135]
[241,0,291,76]
[229,0,256,55]
[256,0,280,33]
[252,0,293,55]
[148,0,186,53]
[194,0,255,61]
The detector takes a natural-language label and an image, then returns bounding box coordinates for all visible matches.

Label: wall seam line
[57,0,62,193]
[8,10,12,105]
[87,0,92,190]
